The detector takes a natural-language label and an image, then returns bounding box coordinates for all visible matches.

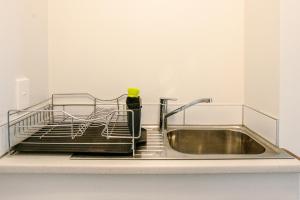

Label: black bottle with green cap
[126,88,142,138]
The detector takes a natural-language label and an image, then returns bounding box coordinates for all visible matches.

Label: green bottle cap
[128,88,140,98]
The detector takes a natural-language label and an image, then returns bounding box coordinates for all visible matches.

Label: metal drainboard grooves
[135,133,164,157]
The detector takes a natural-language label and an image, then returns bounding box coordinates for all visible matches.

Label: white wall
[48,0,244,104]
[244,0,280,118]
[279,0,300,156]
[0,0,48,155]
[0,0,48,124]
[48,0,300,156]
[244,0,300,156]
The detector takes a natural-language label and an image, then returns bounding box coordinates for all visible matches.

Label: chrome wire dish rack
[7,93,142,156]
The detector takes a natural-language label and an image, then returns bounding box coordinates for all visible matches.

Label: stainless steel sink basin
[167,129,265,154]
[162,126,293,159]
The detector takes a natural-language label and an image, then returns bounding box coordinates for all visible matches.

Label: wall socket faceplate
[16,77,30,109]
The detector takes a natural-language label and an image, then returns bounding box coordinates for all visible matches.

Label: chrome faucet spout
[159,97,212,131]
[165,98,212,119]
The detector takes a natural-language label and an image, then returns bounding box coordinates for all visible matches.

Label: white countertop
[0,154,299,174]
[1,126,299,175]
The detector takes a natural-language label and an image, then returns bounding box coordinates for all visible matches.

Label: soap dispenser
[126,88,142,137]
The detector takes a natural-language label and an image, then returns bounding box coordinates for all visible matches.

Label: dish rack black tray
[14,126,147,155]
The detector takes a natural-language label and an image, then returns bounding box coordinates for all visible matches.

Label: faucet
[159,97,212,131]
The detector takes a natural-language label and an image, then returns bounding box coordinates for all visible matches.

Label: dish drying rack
[7,93,142,156]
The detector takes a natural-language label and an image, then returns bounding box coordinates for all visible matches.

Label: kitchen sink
[71,125,293,160]
[162,126,292,159]
[167,129,265,155]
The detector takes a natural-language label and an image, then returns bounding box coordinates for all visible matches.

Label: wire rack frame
[7,93,142,156]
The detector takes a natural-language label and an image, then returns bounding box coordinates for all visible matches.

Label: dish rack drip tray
[14,124,146,154]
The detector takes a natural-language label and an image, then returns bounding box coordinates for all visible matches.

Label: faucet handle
[160,97,178,105]
[160,97,178,102]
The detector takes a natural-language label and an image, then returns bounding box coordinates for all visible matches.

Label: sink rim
[162,125,292,159]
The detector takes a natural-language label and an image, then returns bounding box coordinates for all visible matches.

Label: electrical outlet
[16,77,30,109]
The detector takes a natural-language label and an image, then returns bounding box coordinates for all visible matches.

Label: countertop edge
[0,160,299,175]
